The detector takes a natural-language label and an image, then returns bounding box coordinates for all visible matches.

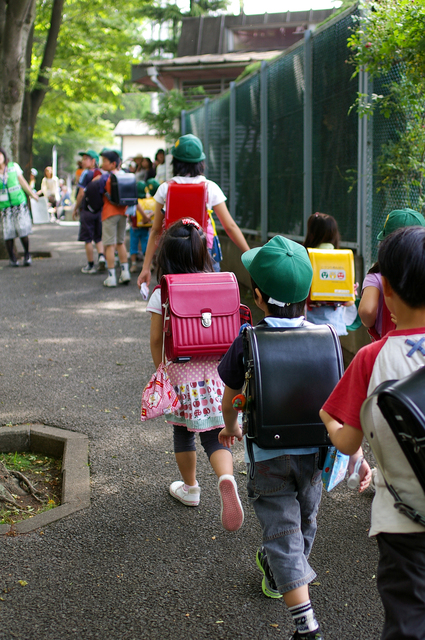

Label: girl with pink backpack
[145,218,244,532]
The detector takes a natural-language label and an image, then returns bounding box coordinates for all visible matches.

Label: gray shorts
[1,203,33,240]
[102,214,126,246]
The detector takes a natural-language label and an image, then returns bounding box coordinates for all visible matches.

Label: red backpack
[161,272,241,362]
[164,182,208,230]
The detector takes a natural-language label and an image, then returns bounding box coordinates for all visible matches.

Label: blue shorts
[129,226,149,256]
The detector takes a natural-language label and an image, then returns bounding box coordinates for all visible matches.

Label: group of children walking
[141,134,425,640]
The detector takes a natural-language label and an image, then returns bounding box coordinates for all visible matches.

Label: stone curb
[0,424,90,535]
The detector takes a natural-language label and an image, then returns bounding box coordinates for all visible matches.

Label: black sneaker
[256,546,282,599]
[23,255,32,267]
[9,259,19,267]
[291,628,324,640]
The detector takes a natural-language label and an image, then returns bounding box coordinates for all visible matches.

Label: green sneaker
[256,546,282,599]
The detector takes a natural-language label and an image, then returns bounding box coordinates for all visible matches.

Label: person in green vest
[0,147,38,266]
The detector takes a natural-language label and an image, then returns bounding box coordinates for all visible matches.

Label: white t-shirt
[154,176,226,210]
[146,287,161,315]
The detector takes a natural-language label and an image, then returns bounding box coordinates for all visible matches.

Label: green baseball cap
[171,134,206,163]
[79,149,99,163]
[241,236,313,304]
[137,181,147,198]
[377,208,425,240]
[146,178,160,196]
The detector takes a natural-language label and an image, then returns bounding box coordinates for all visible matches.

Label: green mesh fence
[207,95,230,199]
[234,74,261,229]
[311,12,358,244]
[371,64,420,264]
[182,7,413,270]
[267,47,304,236]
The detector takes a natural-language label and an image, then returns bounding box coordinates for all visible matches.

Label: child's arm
[218,385,243,447]
[137,201,163,287]
[136,202,151,225]
[150,313,163,369]
[358,286,380,328]
[320,409,372,492]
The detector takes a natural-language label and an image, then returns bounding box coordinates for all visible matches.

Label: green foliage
[144,88,206,143]
[348,0,425,210]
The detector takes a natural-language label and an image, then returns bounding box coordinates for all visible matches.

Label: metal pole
[52,145,58,178]
[229,82,236,220]
[181,109,186,136]
[303,29,312,236]
[204,98,210,178]
[357,68,373,272]
[260,61,268,243]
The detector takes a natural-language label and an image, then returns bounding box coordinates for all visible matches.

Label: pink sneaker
[218,475,244,531]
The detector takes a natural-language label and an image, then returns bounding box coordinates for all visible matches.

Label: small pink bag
[141,362,181,421]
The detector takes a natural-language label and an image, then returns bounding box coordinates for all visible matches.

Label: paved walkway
[0,223,383,640]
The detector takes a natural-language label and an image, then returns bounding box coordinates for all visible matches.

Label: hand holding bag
[141,362,181,421]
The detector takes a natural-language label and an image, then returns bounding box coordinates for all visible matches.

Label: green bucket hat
[137,181,147,198]
[171,134,206,163]
[377,208,425,240]
[146,178,160,196]
[241,236,313,304]
[79,149,99,163]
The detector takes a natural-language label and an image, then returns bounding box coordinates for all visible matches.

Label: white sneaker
[81,263,97,274]
[103,274,117,287]
[169,481,200,506]
[218,475,244,531]
[119,271,131,285]
[98,255,106,272]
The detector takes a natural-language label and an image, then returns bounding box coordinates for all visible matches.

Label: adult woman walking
[137,134,249,287]
[0,148,38,267]
[40,166,60,218]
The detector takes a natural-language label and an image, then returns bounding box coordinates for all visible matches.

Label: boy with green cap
[217,236,370,640]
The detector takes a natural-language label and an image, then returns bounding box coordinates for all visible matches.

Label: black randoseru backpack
[361,366,425,526]
[108,173,138,206]
[242,324,344,475]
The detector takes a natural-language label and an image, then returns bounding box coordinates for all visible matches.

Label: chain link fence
[182,6,416,272]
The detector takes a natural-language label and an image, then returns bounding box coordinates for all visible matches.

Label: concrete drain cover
[0,424,89,535]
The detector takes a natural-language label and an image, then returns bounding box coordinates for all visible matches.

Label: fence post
[229,82,236,220]
[204,98,210,178]
[260,61,268,243]
[303,29,313,237]
[357,67,373,273]
[181,110,186,136]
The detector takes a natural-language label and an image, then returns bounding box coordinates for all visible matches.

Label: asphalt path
[0,223,383,640]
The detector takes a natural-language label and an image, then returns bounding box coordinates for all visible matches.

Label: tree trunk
[0,0,36,159]
[0,1,36,259]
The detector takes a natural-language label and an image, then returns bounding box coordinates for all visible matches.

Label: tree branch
[30,0,65,125]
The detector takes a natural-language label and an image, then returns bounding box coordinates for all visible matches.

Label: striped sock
[289,600,319,635]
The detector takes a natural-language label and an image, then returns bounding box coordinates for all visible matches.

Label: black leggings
[173,424,231,460]
[6,236,29,261]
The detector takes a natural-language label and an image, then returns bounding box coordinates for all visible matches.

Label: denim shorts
[247,452,322,594]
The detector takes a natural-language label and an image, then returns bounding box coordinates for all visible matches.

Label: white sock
[120,262,129,274]
[108,268,116,278]
[289,600,319,635]
[183,481,198,490]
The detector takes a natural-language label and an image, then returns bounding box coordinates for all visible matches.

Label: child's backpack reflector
[161,272,240,361]
[308,248,355,303]
[164,182,208,230]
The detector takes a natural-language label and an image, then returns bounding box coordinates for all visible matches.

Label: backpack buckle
[201,311,212,328]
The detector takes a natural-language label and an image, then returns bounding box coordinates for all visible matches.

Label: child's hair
[172,157,205,177]
[367,261,380,275]
[303,212,340,249]
[378,226,425,308]
[156,218,213,278]
[0,147,8,164]
[251,277,306,318]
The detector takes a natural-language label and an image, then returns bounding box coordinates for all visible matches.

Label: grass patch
[0,451,62,525]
